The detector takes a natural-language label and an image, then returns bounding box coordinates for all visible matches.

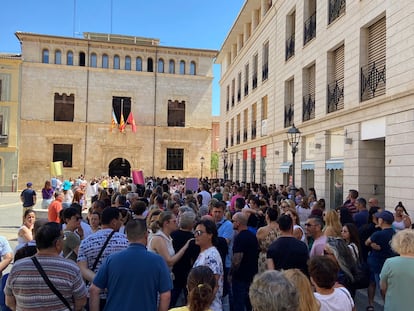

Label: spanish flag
[119,112,126,133]
[127,112,137,133]
[110,110,118,132]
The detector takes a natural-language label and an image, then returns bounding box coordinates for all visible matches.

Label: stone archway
[108,158,131,178]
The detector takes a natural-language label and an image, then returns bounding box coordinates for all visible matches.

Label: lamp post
[286,124,301,197]
[200,156,205,179]
[221,148,228,181]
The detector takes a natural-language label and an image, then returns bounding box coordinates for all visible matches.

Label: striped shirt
[4,255,87,311]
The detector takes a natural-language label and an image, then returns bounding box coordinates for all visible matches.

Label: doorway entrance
[108,158,131,177]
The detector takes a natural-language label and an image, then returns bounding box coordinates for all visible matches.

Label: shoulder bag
[31,256,72,311]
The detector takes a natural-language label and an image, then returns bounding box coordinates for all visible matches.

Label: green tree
[211,152,219,179]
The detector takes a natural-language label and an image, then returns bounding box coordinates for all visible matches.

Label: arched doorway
[108,158,131,177]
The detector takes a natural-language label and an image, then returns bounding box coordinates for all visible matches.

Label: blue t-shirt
[93,243,172,311]
[353,209,369,228]
[217,218,234,268]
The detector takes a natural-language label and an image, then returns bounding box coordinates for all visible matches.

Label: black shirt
[232,230,259,282]
[267,236,309,276]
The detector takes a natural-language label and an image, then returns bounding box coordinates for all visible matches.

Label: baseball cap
[374,210,394,224]
[26,182,32,187]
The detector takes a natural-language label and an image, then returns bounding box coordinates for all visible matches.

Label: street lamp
[200,156,205,179]
[221,148,228,181]
[286,124,301,196]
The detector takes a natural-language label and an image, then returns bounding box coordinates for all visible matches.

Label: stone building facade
[0,54,20,191]
[15,32,217,189]
[217,0,414,210]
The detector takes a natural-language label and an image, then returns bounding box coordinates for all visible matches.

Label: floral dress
[258,228,279,273]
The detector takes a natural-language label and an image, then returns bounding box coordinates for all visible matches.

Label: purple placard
[185,178,199,192]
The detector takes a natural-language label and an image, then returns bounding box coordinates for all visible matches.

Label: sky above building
[0,0,246,115]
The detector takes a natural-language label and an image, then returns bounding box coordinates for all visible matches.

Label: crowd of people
[1,176,414,311]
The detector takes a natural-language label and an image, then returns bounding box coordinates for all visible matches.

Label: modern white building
[217,0,414,210]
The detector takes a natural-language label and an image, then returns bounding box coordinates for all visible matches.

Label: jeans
[232,279,252,311]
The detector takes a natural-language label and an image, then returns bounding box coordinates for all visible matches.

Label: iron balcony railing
[328,0,346,24]
[304,12,316,45]
[303,93,315,121]
[327,77,344,113]
[285,33,295,61]
[284,103,294,128]
[360,59,386,102]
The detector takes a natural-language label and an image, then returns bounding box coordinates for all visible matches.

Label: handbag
[349,244,370,289]
[31,256,73,311]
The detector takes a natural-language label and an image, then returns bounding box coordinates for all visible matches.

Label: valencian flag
[127,111,137,133]
[110,110,118,132]
[119,112,126,133]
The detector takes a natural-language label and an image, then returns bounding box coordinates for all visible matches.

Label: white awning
[279,162,292,173]
[326,158,344,170]
[301,161,315,170]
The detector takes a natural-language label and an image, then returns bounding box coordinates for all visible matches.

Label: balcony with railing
[303,94,315,121]
[284,103,294,128]
[262,64,268,81]
[360,59,386,102]
[304,12,316,45]
[243,129,248,142]
[285,33,295,61]
[328,0,346,24]
[327,77,344,113]
[251,121,257,140]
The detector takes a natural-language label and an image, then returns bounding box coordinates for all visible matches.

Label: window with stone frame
[53,144,73,167]
[166,148,184,170]
[0,79,2,101]
[168,100,185,127]
[54,93,74,122]
[112,96,132,123]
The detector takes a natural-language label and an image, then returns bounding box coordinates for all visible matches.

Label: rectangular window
[262,42,269,81]
[0,106,9,146]
[112,96,132,123]
[231,118,234,146]
[236,114,241,145]
[286,11,296,61]
[244,63,249,96]
[361,17,386,102]
[304,0,316,45]
[251,103,257,140]
[285,79,294,128]
[237,72,242,102]
[54,93,74,122]
[0,79,2,101]
[226,85,230,111]
[328,0,346,25]
[225,122,229,148]
[327,45,344,112]
[53,144,73,167]
[261,96,268,136]
[243,108,248,142]
[252,54,258,89]
[168,100,186,127]
[231,79,235,107]
[303,64,315,121]
[166,148,184,170]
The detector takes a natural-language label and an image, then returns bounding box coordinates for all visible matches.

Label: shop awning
[279,162,292,173]
[326,158,344,170]
[301,161,315,170]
